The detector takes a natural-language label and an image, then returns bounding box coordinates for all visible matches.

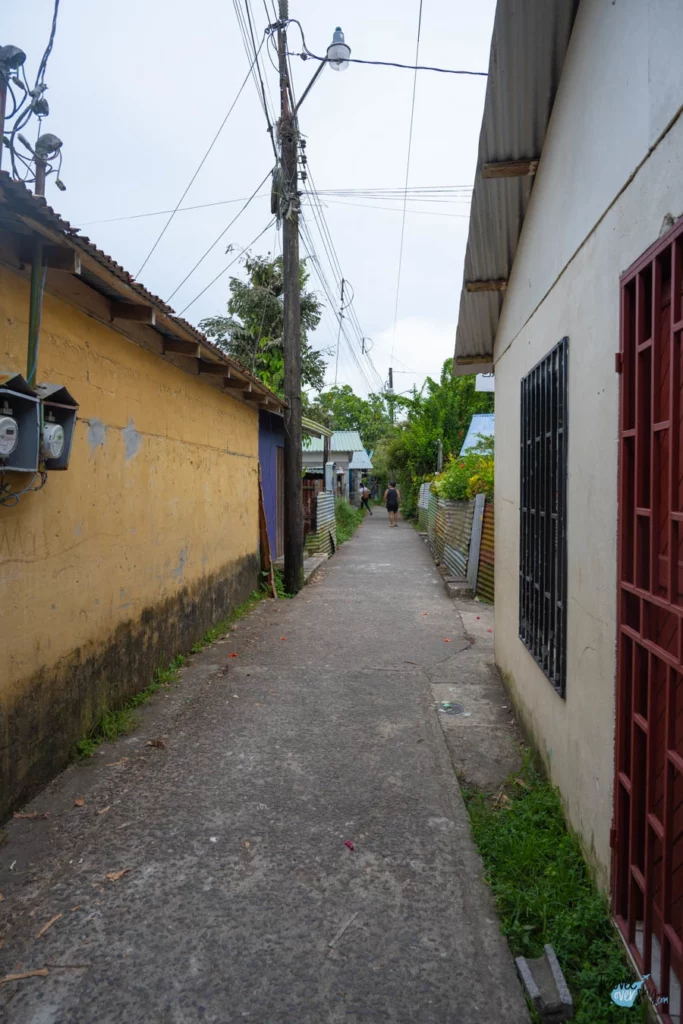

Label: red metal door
[615,219,683,1019]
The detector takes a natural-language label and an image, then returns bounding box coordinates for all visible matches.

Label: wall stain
[86,418,106,453]
[0,553,258,821]
[172,546,188,580]
[122,418,142,461]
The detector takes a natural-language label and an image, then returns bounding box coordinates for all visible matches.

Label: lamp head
[327,26,350,71]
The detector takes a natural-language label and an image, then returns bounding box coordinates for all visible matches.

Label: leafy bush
[335,498,365,544]
[432,436,494,501]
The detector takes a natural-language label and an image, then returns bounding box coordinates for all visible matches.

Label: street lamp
[295,26,350,112]
[326,27,351,71]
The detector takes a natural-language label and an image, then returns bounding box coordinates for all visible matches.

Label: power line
[301,214,378,393]
[80,186,472,226]
[135,31,268,278]
[178,217,276,316]
[313,197,470,219]
[391,0,423,362]
[299,215,376,394]
[5,0,62,183]
[232,0,279,155]
[288,50,486,77]
[36,0,60,85]
[166,169,272,303]
[81,194,270,226]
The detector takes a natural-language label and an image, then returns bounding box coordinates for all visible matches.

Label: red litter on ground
[344,840,355,852]
[487,629,493,633]
[228,652,238,658]
[443,638,451,643]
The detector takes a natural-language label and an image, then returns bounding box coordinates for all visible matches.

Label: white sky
[5,0,494,398]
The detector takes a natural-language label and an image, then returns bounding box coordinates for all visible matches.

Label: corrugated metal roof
[453,0,579,374]
[303,430,364,452]
[460,413,495,455]
[348,450,373,470]
[301,416,332,438]
[0,172,285,409]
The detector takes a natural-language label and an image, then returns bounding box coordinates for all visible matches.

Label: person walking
[384,481,401,527]
[360,482,373,515]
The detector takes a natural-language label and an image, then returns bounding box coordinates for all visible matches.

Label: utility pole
[388,366,394,425]
[334,277,345,386]
[278,1,304,595]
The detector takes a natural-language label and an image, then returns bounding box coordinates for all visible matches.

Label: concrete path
[0,512,529,1023]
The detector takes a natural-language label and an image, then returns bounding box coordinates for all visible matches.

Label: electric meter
[0,412,19,457]
[42,421,65,460]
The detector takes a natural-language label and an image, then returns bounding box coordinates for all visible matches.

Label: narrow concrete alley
[0,514,528,1023]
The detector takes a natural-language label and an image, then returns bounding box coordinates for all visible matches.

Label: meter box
[35,383,79,470]
[0,372,40,473]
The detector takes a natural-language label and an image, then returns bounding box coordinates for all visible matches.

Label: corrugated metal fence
[417,482,431,530]
[305,491,336,556]
[422,492,495,599]
[426,495,476,581]
[476,500,495,602]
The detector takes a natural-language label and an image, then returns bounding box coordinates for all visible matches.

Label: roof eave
[452,0,579,372]
[0,173,286,412]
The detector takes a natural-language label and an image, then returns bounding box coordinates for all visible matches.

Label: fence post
[468,493,486,591]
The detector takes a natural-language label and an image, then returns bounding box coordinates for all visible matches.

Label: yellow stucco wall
[0,264,260,813]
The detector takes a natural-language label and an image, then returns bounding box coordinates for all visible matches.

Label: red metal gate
[615,218,683,1018]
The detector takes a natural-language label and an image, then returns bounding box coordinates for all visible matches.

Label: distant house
[302,429,372,503]
[460,413,494,456]
[259,413,329,560]
[452,0,683,1001]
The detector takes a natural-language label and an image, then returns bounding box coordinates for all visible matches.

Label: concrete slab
[274,552,328,583]
[0,510,528,1024]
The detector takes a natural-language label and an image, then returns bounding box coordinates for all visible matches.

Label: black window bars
[519,337,569,697]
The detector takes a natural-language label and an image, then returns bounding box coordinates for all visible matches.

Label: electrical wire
[299,212,378,395]
[299,219,366,386]
[166,169,272,303]
[391,0,423,362]
[81,193,271,226]
[5,0,61,184]
[312,197,470,219]
[287,51,486,77]
[35,0,60,85]
[135,31,268,278]
[79,186,471,226]
[249,218,280,371]
[178,217,277,316]
[233,0,279,155]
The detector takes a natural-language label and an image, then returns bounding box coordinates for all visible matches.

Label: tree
[199,254,327,397]
[307,385,392,451]
[383,360,494,515]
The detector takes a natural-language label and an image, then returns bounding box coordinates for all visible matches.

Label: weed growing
[272,567,292,599]
[464,752,647,1022]
[335,497,365,544]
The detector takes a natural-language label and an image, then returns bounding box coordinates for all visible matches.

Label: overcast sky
[5,0,494,398]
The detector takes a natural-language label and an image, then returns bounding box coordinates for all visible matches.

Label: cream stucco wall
[493,0,683,888]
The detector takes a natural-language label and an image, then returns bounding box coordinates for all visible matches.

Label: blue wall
[258,410,284,556]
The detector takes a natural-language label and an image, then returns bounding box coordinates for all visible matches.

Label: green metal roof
[302,430,364,452]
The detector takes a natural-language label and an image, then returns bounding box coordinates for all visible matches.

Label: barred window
[519,337,568,697]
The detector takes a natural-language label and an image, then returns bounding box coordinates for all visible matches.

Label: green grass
[190,590,264,653]
[335,497,365,544]
[464,752,648,1023]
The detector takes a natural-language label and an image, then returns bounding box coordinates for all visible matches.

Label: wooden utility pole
[278,1,304,594]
